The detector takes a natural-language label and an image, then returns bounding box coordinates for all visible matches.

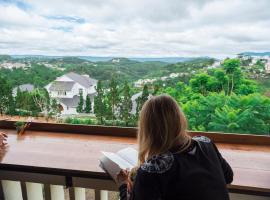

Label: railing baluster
[26,182,43,200]
[1,180,23,200]
[50,185,65,200]
[44,184,51,200]
[74,187,85,200]
[100,190,108,200]
[95,189,108,200]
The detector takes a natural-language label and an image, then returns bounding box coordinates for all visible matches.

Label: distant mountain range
[9,55,210,63]
[239,52,270,57]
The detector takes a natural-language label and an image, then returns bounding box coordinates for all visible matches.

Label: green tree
[222,58,241,95]
[108,77,119,121]
[94,81,105,124]
[0,76,13,115]
[153,84,160,95]
[213,69,228,92]
[190,73,211,96]
[32,88,51,119]
[120,82,132,126]
[136,84,149,117]
[51,98,60,115]
[76,90,84,113]
[209,105,249,133]
[85,95,91,113]
[15,87,23,108]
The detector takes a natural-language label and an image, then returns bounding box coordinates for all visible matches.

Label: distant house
[265,61,270,74]
[12,84,35,97]
[45,72,97,115]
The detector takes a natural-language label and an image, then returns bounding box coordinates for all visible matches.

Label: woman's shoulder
[192,135,211,143]
[139,151,174,174]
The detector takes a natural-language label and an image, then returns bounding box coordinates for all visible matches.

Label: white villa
[45,72,97,115]
[265,61,270,74]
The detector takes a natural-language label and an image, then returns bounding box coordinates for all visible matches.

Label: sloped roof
[65,72,97,88]
[59,94,96,107]
[49,81,75,91]
[59,96,80,107]
[13,84,34,94]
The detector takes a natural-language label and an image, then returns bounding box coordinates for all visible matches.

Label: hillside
[0,55,215,87]
[239,52,270,57]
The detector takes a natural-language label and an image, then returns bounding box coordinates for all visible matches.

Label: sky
[0,0,269,58]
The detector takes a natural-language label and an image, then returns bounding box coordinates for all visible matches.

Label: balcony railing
[0,121,269,200]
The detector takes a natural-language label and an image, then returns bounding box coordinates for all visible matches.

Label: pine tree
[153,84,160,95]
[94,81,105,124]
[120,81,132,126]
[7,94,16,116]
[108,77,119,121]
[85,95,91,113]
[136,84,149,118]
[141,84,149,105]
[0,76,12,115]
[76,90,84,113]
[15,87,23,109]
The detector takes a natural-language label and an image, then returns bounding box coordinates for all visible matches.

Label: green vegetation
[136,85,149,118]
[0,55,269,135]
[0,63,63,88]
[94,81,106,123]
[120,82,133,126]
[0,76,15,115]
[85,95,91,113]
[76,91,84,113]
[159,59,270,135]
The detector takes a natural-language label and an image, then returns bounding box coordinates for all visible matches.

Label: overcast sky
[0,0,269,58]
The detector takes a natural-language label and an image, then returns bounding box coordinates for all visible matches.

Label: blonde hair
[138,95,191,164]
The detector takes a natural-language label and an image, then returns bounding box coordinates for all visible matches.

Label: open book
[100,147,138,181]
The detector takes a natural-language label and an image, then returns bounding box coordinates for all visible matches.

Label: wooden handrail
[0,120,270,145]
[0,125,269,197]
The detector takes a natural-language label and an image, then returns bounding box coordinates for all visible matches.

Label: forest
[0,57,269,135]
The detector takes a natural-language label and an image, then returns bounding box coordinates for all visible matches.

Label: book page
[100,156,120,181]
[117,147,138,167]
[101,151,133,170]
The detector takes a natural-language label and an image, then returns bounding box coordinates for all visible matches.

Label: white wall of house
[45,74,97,115]
[49,91,74,98]
[58,102,77,115]
[46,81,96,99]
[60,105,78,115]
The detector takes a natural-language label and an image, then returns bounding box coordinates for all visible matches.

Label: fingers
[118,169,129,177]
[0,135,7,141]
[0,132,7,138]
[0,133,7,138]
[0,132,8,147]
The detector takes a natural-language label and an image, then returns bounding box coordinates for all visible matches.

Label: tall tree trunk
[227,78,230,96]
[231,76,234,95]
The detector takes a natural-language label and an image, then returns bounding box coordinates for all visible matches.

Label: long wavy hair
[138,95,191,164]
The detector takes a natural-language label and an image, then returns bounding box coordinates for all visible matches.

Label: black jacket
[119,136,233,200]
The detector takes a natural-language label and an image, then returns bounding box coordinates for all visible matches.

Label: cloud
[0,0,270,58]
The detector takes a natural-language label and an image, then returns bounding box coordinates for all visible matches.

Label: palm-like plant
[209,105,252,133]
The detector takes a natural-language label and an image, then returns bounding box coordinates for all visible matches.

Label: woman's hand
[0,132,7,147]
[116,169,133,192]
[116,169,129,187]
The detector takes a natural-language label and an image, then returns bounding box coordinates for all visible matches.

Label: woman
[117,95,233,200]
